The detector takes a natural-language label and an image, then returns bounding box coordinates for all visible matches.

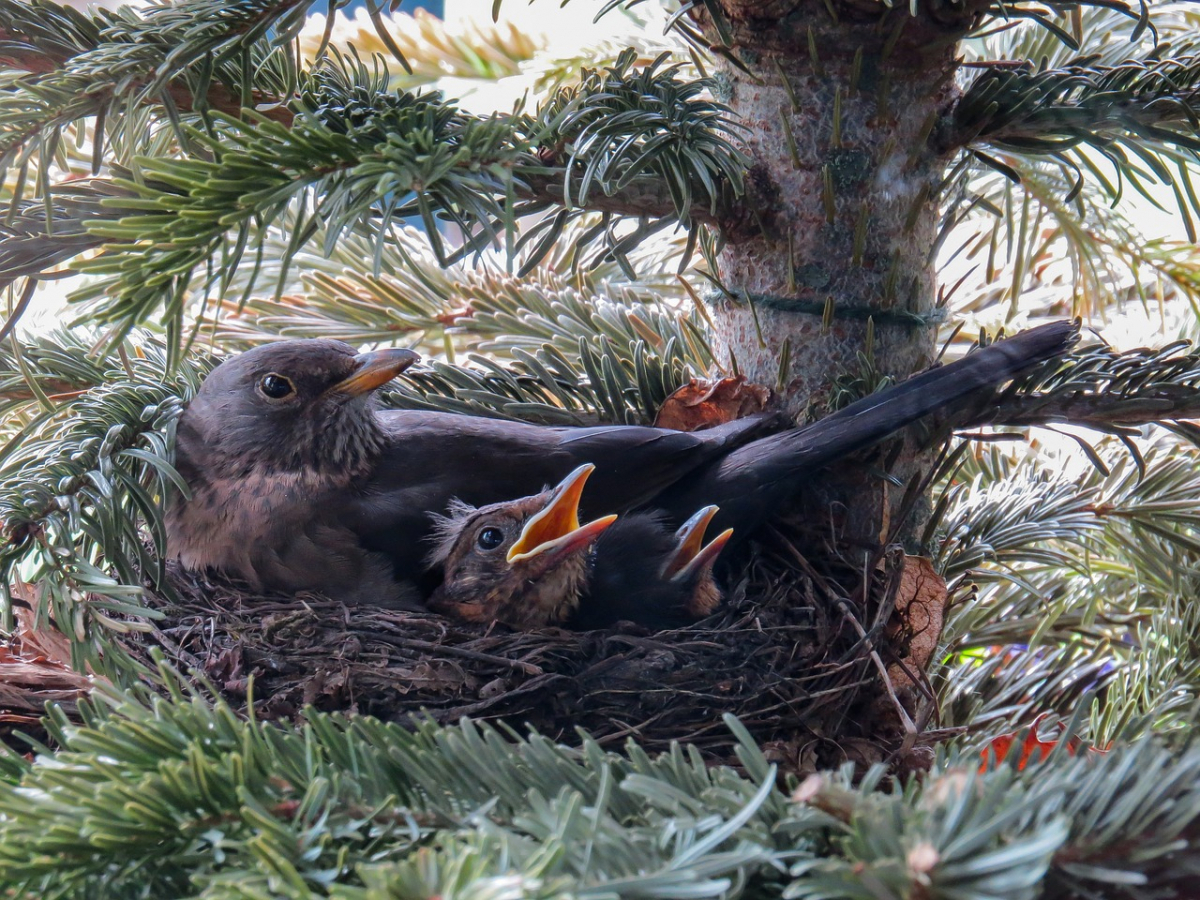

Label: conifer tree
[1,0,1200,896]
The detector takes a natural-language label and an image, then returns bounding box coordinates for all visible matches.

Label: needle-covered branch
[960,338,1200,435]
[0,51,745,348]
[947,44,1200,225]
[0,0,308,173]
[7,690,1200,899]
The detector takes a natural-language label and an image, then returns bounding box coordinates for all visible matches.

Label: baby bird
[425,464,618,628]
[426,465,732,630]
[570,504,731,630]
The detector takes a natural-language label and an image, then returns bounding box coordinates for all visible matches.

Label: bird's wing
[346,409,777,579]
[654,320,1078,535]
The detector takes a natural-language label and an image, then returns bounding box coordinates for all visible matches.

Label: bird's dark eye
[476,527,505,551]
[259,373,296,400]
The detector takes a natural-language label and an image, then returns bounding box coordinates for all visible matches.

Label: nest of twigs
[136,525,945,774]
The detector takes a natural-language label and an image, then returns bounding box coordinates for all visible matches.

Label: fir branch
[532,49,747,222]
[0,180,131,294]
[937,641,1116,736]
[0,337,209,625]
[0,329,112,418]
[66,95,523,343]
[948,45,1200,222]
[784,736,1200,899]
[934,465,1103,582]
[0,0,304,173]
[381,327,698,426]
[10,681,1200,899]
[938,156,1200,325]
[0,693,783,899]
[0,51,744,347]
[210,259,712,379]
[932,439,1200,742]
[0,0,100,70]
[961,338,1200,432]
[955,51,1200,155]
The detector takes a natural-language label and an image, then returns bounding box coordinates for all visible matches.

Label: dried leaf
[885,555,948,688]
[10,580,75,672]
[0,581,94,722]
[654,376,771,432]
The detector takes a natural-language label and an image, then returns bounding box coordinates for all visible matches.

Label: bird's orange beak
[663,504,733,582]
[332,348,420,397]
[661,505,719,578]
[672,528,733,583]
[507,464,617,564]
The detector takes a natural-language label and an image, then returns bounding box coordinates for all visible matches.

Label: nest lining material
[136,530,944,773]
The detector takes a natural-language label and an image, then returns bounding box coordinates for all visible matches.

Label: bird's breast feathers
[166,468,349,579]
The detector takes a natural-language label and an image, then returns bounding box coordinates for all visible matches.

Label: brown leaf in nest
[11,580,75,672]
[654,377,771,432]
[0,583,92,718]
[884,556,947,689]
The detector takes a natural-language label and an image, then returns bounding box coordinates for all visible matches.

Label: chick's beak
[672,527,734,584]
[508,463,617,564]
[332,348,421,397]
[661,505,720,578]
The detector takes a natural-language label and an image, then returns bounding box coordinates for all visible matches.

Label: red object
[980,713,1108,772]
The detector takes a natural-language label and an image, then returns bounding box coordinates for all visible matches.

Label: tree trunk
[701,1,969,552]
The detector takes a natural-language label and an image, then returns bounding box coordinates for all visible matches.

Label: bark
[697,0,977,551]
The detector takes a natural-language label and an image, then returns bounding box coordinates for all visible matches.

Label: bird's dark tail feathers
[654,319,1078,534]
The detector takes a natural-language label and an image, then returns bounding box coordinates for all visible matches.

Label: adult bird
[166,322,1076,606]
[426,464,732,629]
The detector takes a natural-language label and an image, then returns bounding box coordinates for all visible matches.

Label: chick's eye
[259,373,296,400]
[476,527,505,551]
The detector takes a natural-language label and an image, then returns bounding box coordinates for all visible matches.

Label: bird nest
[135,526,948,775]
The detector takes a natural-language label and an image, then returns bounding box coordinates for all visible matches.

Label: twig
[371,633,545,676]
[835,598,919,753]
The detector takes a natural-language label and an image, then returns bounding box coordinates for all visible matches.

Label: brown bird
[426,464,618,627]
[166,322,1076,606]
[427,465,731,629]
[166,340,424,608]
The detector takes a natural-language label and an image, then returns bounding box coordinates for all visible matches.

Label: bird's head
[661,505,733,618]
[427,464,617,628]
[178,339,419,478]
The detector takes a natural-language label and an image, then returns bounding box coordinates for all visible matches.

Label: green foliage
[2,1,1200,897]
[535,49,747,222]
[784,734,1200,899]
[0,4,745,353]
[0,334,208,672]
[933,437,1200,744]
[0,682,786,900]
[0,0,305,168]
[956,43,1200,230]
[939,3,1200,321]
[5,682,1200,898]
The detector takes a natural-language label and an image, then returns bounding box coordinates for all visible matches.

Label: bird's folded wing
[346,408,779,579]
[653,320,1078,534]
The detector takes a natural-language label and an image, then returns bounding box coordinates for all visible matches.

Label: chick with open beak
[428,465,733,630]
[426,465,617,628]
[569,504,733,630]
